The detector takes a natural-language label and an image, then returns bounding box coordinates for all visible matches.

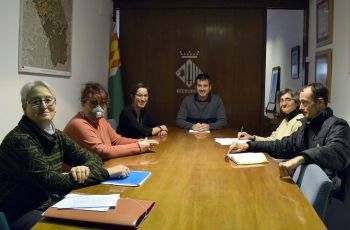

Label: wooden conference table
[34,127,325,229]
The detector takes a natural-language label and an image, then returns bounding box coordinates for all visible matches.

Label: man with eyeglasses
[227,83,350,201]
[176,73,227,131]
[0,81,130,229]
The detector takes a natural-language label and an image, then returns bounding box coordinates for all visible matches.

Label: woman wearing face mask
[0,81,130,229]
[238,88,304,141]
[117,83,168,138]
[64,82,158,160]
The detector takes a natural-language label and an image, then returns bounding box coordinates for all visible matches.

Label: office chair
[0,212,10,230]
[107,118,117,130]
[292,164,333,220]
[324,165,350,229]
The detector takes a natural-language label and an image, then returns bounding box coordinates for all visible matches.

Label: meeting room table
[33,127,326,229]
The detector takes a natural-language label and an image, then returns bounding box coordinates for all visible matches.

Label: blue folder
[101,171,151,187]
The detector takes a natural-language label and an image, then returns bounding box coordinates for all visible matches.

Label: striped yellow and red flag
[108,22,124,125]
[109,24,121,77]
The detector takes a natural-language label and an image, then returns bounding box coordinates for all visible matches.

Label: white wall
[0,0,113,141]
[265,10,304,109]
[308,0,350,122]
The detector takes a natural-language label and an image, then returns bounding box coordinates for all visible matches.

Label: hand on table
[138,139,159,152]
[70,166,90,184]
[192,123,209,131]
[106,164,130,179]
[279,156,305,178]
[227,142,249,154]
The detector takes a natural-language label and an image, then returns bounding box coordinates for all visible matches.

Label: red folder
[43,198,155,229]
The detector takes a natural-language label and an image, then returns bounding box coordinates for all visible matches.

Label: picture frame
[291,46,300,79]
[315,49,332,99]
[316,0,333,47]
[18,0,72,77]
[266,66,280,112]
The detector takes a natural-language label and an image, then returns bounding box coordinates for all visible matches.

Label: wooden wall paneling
[119,8,265,133]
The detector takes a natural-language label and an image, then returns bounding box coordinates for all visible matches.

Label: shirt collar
[286,108,301,121]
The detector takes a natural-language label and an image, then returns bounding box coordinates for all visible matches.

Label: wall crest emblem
[176,51,202,88]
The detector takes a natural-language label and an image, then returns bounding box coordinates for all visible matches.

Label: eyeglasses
[279,98,293,104]
[135,94,149,98]
[27,97,56,108]
[300,100,314,108]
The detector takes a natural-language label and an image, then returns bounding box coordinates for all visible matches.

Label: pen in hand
[238,125,244,139]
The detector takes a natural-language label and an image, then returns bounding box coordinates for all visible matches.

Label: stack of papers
[53,193,120,212]
[189,129,210,134]
[226,152,268,165]
[102,171,151,187]
[214,138,250,145]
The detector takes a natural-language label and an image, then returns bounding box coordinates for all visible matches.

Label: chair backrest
[0,212,10,230]
[292,164,333,220]
[107,118,118,130]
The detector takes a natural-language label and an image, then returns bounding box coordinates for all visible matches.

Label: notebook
[101,171,151,187]
[226,152,268,165]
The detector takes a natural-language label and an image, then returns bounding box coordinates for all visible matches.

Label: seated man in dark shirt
[176,73,227,131]
[227,83,350,201]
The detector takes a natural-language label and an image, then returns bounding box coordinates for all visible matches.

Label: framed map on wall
[19,0,72,77]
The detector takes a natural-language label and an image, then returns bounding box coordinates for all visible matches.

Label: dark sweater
[176,93,227,129]
[0,116,109,221]
[117,104,158,138]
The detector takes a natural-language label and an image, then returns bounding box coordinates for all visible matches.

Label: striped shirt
[0,116,109,221]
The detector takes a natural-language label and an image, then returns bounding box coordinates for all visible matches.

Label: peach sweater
[64,113,140,160]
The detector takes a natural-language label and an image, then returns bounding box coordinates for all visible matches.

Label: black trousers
[10,210,42,230]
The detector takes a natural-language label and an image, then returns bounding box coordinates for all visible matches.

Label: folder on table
[43,198,155,229]
[226,152,268,165]
[101,171,151,187]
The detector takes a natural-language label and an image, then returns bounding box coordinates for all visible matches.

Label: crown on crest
[179,50,199,59]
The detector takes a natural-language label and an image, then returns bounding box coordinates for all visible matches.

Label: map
[19,0,72,76]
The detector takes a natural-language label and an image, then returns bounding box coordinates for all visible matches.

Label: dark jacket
[117,104,158,138]
[248,108,350,198]
[0,116,109,222]
[249,108,350,170]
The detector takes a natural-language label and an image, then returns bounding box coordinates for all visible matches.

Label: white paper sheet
[214,138,250,145]
[53,193,120,211]
[189,129,210,133]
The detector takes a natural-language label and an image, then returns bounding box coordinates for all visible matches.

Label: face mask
[91,105,105,118]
